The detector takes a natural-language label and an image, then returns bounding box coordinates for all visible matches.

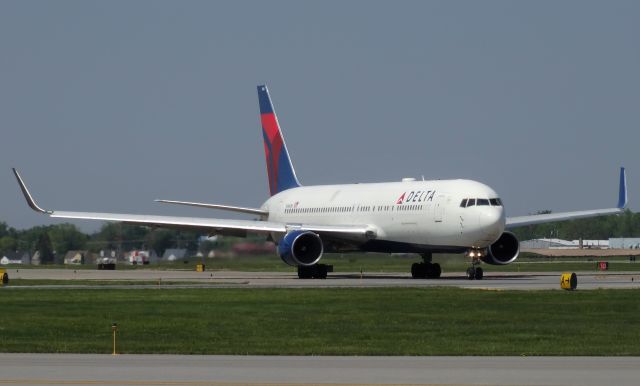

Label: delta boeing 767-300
[13,85,628,279]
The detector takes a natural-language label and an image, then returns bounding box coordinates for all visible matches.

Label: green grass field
[1,287,638,355]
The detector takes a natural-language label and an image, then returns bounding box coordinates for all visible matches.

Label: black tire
[1,273,8,284]
[297,266,312,279]
[474,267,484,280]
[314,264,328,279]
[418,263,428,278]
[424,263,435,278]
[411,263,420,278]
[466,267,475,280]
[431,263,442,278]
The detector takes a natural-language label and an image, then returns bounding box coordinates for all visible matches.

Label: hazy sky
[1,1,639,233]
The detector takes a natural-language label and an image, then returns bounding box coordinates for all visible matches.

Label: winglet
[12,168,52,214]
[618,167,628,209]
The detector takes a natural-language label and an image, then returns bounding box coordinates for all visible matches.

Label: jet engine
[481,231,519,265]
[277,230,324,266]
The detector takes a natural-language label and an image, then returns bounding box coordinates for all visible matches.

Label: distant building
[162,248,189,261]
[521,238,638,250]
[520,238,578,249]
[31,250,41,265]
[64,250,87,265]
[0,251,31,265]
[609,238,640,249]
[576,239,609,249]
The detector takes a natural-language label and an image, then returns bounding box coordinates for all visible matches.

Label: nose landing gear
[466,265,483,280]
[411,253,441,279]
[465,249,485,280]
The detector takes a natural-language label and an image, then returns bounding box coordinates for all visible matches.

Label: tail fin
[258,85,301,196]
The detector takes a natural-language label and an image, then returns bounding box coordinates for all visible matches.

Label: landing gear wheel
[411,263,421,279]
[430,263,442,279]
[297,266,312,279]
[474,267,484,280]
[315,264,328,279]
[417,263,427,278]
[411,262,441,279]
[466,267,476,280]
[298,264,328,279]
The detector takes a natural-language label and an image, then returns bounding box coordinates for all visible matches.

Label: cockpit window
[462,197,503,208]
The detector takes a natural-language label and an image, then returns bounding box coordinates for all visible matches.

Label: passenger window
[460,199,468,208]
[466,199,476,207]
[477,199,489,206]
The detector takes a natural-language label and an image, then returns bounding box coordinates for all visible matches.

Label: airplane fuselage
[264,178,506,254]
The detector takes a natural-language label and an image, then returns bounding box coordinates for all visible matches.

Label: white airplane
[13,85,629,279]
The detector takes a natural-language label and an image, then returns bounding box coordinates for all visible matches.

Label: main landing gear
[297,264,332,279]
[411,253,441,279]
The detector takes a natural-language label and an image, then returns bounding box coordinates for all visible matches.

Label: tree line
[0,221,205,264]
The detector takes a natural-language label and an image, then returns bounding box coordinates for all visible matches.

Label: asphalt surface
[0,354,638,386]
[4,268,640,290]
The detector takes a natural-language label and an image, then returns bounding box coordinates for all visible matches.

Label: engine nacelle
[277,230,324,266]
[481,231,520,265]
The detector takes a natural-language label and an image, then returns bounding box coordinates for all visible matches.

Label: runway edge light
[560,272,577,290]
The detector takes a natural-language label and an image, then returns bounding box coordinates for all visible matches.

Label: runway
[0,354,638,386]
[4,268,640,290]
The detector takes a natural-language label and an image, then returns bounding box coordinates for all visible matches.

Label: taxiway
[0,354,639,386]
[4,268,640,290]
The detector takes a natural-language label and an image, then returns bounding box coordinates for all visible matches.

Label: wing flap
[50,210,286,235]
[154,199,268,216]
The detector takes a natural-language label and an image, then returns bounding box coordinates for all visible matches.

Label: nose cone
[479,207,506,242]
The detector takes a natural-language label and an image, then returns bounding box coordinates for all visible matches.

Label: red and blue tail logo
[258,85,301,196]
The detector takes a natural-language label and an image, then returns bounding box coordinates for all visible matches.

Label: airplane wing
[12,168,374,239]
[506,167,628,228]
